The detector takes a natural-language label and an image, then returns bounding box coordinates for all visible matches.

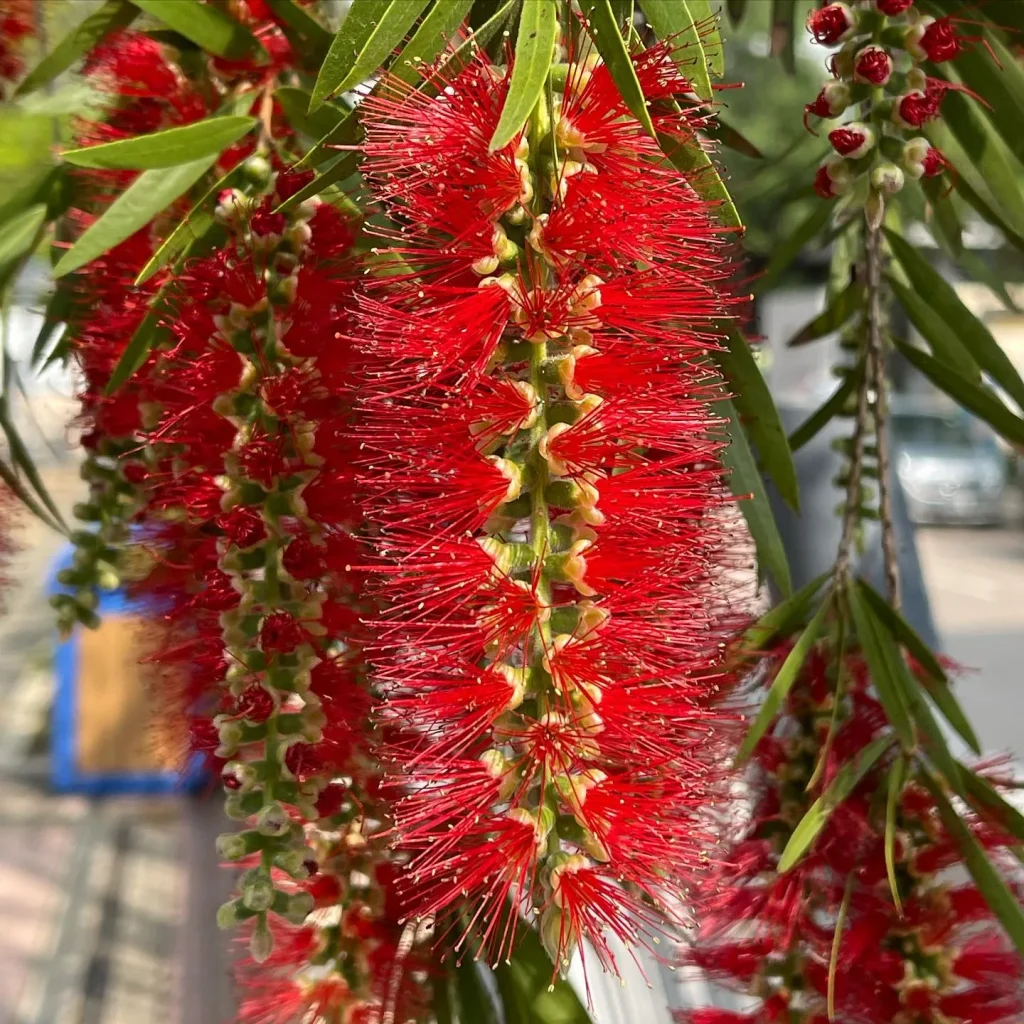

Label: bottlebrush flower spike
[679,642,1024,1024]
[355,43,740,978]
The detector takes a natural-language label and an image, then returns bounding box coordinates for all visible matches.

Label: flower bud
[828,122,875,158]
[216,898,247,930]
[875,0,913,13]
[241,874,275,912]
[901,138,944,179]
[892,89,941,129]
[806,3,856,45]
[255,801,291,836]
[249,919,274,963]
[216,832,250,861]
[854,46,894,86]
[805,81,851,125]
[871,162,905,195]
[813,156,854,199]
[283,890,314,924]
[906,16,962,63]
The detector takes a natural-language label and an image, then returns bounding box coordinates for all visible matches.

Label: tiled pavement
[0,459,235,1024]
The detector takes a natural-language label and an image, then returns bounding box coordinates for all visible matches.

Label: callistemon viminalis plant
[803,0,979,214]
[353,38,741,977]
[678,642,1024,1024]
[54,10,305,635]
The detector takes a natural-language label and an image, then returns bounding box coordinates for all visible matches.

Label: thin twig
[865,220,900,609]
[835,345,871,581]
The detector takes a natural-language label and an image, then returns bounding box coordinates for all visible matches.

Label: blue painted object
[49,542,207,795]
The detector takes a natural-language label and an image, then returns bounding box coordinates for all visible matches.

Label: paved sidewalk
[0,460,234,1024]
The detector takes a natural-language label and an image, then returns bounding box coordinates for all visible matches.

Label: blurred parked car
[893,401,1007,526]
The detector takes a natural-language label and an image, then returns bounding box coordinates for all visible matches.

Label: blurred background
[1,1,1022,1022]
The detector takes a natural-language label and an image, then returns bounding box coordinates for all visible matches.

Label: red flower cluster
[803,0,974,203]
[0,0,32,83]
[354,45,740,975]
[679,644,1024,1024]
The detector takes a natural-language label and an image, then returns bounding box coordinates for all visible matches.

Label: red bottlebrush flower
[903,137,947,179]
[0,0,32,82]
[892,81,947,128]
[806,3,856,45]
[685,640,1024,1024]
[908,16,964,63]
[355,44,740,977]
[854,45,894,86]
[875,0,913,13]
[828,121,875,158]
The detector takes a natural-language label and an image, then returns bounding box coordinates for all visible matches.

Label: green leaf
[492,924,592,1024]
[54,157,216,278]
[787,281,864,347]
[707,116,763,159]
[778,734,893,873]
[432,966,454,1024]
[857,578,981,755]
[263,0,333,59]
[294,108,361,170]
[453,960,497,1023]
[489,0,559,152]
[885,754,907,916]
[937,87,1024,242]
[129,0,262,58]
[893,340,1024,448]
[657,130,741,230]
[726,0,747,24]
[789,362,862,453]
[884,227,1024,411]
[445,0,517,79]
[30,285,74,369]
[310,0,429,112]
[0,457,64,535]
[736,595,831,765]
[392,0,475,85]
[921,175,963,258]
[846,577,914,747]
[642,0,714,102]
[15,0,137,96]
[887,274,980,384]
[770,0,797,74]
[740,572,830,653]
[274,152,360,214]
[135,163,245,285]
[921,768,1024,955]
[583,1,656,138]
[715,327,799,511]
[756,201,831,294]
[0,205,46,270]
[718,395,792,597]
[274,87,350,141]
[686,0,723,77]
[957,764,1024,844]
[63,116,256,171]
[105,289,168,395]
[828,873,854,1020]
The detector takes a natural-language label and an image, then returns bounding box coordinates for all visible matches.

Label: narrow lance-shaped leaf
[15,0,137,97]
[884,227,1024,410]
[129,0,262,58]
[658,131,741,230]
[894,340,1024,448]
[887,273,980,383]
[846,577,915,748]
[706,116,763,159]
[735,594,832,765]
[0,205,47,270]
[136,162,247,285]
[310,0,428,112]
[787,281,864,347]
[828,874,855,1020]
[857,578,981,755]
[770,0,797,74]
[715,327,799,511]
[274,153,359,214]
[642,0,714,102]
[583,1,656,137]
[391,0,476,85]
[921,768,1024,954]
[54,156,217,278]
[63,117,257,171]
[778,734,893,873]
[489,0,559,152]
[885,754,908,916]
[263,0,333,59]
[740,572,829,653]
[0,389,67,533]
[268,87,350,143]
[957,763,1024,847]
[789,361,862,453]
[718,396,792,597]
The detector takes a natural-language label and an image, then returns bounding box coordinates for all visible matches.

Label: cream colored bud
[538,422,572,476]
